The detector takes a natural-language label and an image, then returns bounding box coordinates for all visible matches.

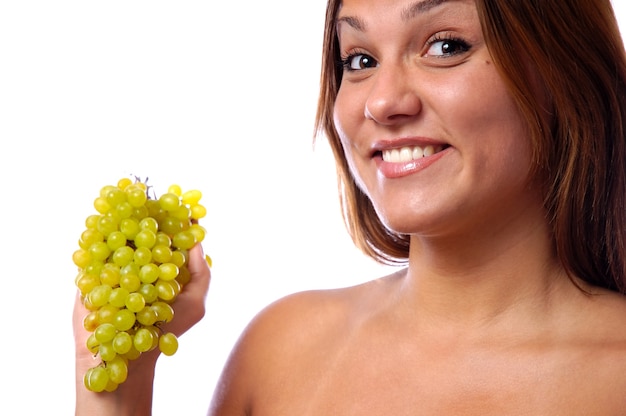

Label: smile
[381,145,445,163]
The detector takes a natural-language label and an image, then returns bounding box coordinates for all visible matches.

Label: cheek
[333,98,372,192]
[333,87,357,142]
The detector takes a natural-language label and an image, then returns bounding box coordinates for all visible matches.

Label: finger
[165,243,211,337]
[187,243,212,296]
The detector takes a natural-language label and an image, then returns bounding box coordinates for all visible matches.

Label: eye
[342,53,378,71]
[425,37,470,57]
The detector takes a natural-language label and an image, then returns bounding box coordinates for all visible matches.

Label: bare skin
[210,0,626,414]
[74,0,626,414]
[210,270,626,415]
[74,244,211,416]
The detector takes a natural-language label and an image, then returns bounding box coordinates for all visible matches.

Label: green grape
[106,231,127,251]
[133,328,155,353]
[107,356,128,384]
[139,217,158,233]
[155,279,179,301]
[84,260,104,277]
[136,306,158,326]
[72,249,93,269]
[158,263,179,281]
[139,263,160,284]
[88,284,112,308]
[146,326,160,350]
[159,332,179,356]
[100,184,117,198]
[119,218,140,239]
[138,283,158,303]
[189,224,207,243]
[170,205,190,221]
[115,201,133,219]
[159,192,180,212]
[176,265,191,286]
[170,250,187,268]
[99,341,117,361]
[75,176,209,392]
[117,177,133,189]
[96,304,119,325]
[151,301,174,323]
[104,379,119,392]
[132,205,149,220]
[93,197,112,215]
[120,262,140,277]
[113,308,136,332]
[182,189,202,205]
[133,246,152,266]
[108,287,129,308]
[94,323,117,343]
[79,228,104,250]
[172,230,195,250]
[151,244,172,264]
[159,216,183,235]
[190,203,207,220]
[75,272,100,296]
[123,344,141,361]
[105,187,126,208]
[85,366,109,392]
[112,246,134,267]
[125,184,148,206]
[100,265,121,287]
[119,273,141,292]
[85,214,100,229]
[97,215,118,237]
[155,232,171,246]
[112,331,133,354]
[125,292,146,313]
[83,311,99,332]
[146,199,167,223]
[86,333,100,354]
[134,229,157,248]
[168,184,182,196]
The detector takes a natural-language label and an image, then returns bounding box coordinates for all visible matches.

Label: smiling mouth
[380,144,448,163]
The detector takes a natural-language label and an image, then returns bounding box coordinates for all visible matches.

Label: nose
[364,65,422,125]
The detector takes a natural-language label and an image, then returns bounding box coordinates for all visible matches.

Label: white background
[1,1,625,414]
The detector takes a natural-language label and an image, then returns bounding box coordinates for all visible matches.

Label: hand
[160,243,212,337]
[73,243,211,415]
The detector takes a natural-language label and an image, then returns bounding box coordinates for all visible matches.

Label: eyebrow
[336,0,451,32]
[401,0,451,20]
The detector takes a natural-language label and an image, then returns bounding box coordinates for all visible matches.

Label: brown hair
[314,0,626,293]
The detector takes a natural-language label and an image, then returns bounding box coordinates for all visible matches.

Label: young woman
[75,0,626,414]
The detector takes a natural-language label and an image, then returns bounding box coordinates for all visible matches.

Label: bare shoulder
[208,269,405,414]
[570,286,626,400]
[580,286,626,338]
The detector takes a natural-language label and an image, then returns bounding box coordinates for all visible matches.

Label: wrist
[75,350,159,416]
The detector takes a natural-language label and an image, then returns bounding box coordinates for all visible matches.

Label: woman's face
[333,0,541,238]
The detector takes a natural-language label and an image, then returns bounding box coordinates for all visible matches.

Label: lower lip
[375,147,451,178]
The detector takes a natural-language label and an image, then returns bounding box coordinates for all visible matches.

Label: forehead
[338,0,471,15]
[336,0,474,28]
[336,0,477,38]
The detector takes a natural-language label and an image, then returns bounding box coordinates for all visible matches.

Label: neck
[401,211,574,333]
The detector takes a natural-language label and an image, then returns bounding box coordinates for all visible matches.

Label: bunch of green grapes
[73,177,210,392]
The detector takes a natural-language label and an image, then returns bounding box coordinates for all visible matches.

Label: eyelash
[339,48,374,72]
[425,34,471,57]
[337,35,472,72]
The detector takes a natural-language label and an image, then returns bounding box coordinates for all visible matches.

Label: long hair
[314,0,626,293]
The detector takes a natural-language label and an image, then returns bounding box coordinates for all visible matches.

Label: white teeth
[399,147,412,161]
[382,145,443,163]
